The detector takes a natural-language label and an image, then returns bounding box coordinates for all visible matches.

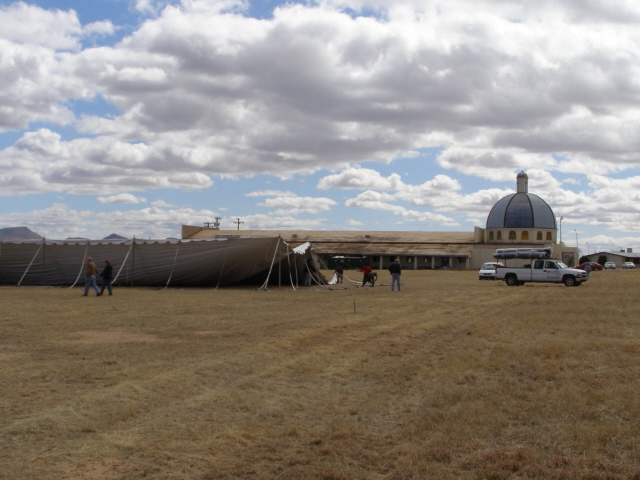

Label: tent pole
[70,242,90,288]
[215,250,227,289]
[113,238,134,284]
[131,236,136,286]
[286,242,297,290]
[164,242,180,288]
[278,235,281,288]
[18,239,44,287]
[42,237,46,286]
[258,237,281,291]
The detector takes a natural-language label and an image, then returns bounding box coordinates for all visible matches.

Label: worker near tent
[389,258,402,291]
[100,260,114,296]
[334,265,343,284]
[357,264,376,287]
[304,258,316,286]
[82,257,100,296]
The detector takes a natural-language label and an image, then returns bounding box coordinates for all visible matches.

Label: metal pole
[559,216,563,244]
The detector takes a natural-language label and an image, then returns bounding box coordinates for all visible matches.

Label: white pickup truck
[494,259,589,287]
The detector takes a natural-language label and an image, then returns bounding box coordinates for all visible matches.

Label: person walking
[82,257,100,296]
[389,258,402,291]
[100,260,114,296]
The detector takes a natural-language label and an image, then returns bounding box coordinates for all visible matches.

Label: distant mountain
[0,226,43,242]
[103,233,128,240]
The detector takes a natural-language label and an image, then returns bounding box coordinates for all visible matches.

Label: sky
[2,0,640,255]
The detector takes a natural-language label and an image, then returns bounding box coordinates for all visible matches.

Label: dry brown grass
[1,269,640,480]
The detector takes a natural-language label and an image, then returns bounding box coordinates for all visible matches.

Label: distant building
[582,249,640,268]
[183,172,579,270]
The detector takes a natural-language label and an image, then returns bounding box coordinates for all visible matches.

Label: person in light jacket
[82,257,100,296]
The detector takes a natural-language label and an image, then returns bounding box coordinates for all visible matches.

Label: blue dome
[486,193,556,229]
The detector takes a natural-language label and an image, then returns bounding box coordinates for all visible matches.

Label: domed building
[484,171,557,245]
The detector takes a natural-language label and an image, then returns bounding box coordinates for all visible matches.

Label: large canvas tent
[0,237,323,288]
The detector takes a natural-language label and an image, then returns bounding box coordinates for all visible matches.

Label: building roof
[183,227,477,257]
[486,192,557,229]
[587,251,640,259]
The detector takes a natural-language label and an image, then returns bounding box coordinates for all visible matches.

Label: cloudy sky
[2,0,640,253]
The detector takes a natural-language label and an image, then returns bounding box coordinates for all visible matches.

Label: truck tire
[505,274,518,286]
[563,276,576,287]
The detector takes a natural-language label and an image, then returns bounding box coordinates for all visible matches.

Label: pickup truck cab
[495,259,589,287]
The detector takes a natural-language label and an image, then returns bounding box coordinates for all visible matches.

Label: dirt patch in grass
[2,270,640,479]
[63,328,165,345]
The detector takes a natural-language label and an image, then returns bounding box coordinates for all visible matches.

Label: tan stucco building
[182,172,579,270]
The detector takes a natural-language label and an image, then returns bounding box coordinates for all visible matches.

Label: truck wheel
[563,276,576,287]
[505,275,518,286]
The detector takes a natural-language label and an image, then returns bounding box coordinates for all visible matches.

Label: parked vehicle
[478,262,503,280]
[575,262,603,271]
[604,262,616,269]
[494,259,589,287]
[622,262,636,269]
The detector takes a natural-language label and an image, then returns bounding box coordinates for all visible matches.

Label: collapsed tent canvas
[0,237,324,288]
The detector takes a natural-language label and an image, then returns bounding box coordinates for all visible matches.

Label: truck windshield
[556,262,568,268]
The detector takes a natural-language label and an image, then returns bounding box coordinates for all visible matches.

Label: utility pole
[559,216,563,244]
[204,217,222,229]
[235,218,244,230]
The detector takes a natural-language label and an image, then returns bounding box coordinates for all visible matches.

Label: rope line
[69,243,90,288]
[18,240,44,287]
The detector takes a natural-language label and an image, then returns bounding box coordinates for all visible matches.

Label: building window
[509,231,516,240]
[546,232,552,241]
[408,257,413,263]
[537,231,543,240]
[372,256,379,262]
[489,231,494,240]
[458,257,466,264]
[522,231,529,240]
[497,231,502,240]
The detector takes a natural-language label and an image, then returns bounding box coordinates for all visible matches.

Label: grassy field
[1,269,640,480]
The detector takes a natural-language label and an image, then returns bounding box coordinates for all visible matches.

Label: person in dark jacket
[99,260,114,296]
[304,259,316,286]
[389,258,402,291]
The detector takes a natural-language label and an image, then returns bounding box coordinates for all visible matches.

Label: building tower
[485,171,557,244]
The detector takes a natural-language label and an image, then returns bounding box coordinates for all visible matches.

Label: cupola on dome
[486,172,557,229]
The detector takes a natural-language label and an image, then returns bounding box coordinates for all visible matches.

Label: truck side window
[544,261,558,269]
[534,260,544,269]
